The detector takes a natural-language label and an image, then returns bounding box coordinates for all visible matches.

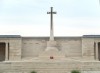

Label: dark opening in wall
[0,43,5,61]
[98,42,100,61]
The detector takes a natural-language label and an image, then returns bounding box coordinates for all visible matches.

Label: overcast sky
[0,0,100,36]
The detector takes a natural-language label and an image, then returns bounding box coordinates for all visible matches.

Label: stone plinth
[39,40,65,60]
[45,40,58,51]
[47,40,57,47]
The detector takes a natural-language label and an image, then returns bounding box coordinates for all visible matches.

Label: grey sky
[0,0,100,36]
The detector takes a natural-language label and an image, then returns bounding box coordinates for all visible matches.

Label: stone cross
[47,7,57,41]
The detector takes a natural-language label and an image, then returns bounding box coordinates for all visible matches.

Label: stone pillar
[5,42,9,61]
[96,42,98,60]
[50,27,54,41]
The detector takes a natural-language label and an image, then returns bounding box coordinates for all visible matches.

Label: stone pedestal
[45,40,58,51]
[39,41,65,60]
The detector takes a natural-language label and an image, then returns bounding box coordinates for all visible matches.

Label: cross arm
[47,12,57,14]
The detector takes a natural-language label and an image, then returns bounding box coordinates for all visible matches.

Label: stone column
[5,42,9,61]
[96,42,98,60]
[50,26,54,41]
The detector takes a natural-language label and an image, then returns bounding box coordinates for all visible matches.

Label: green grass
[71,70,81,73]
[31,71,37,73]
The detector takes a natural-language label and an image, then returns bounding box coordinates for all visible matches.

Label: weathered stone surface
[0,61,100,73]
[22,37,82,59]
[0,36,100,73]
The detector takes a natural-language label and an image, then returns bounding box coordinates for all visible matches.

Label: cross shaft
[47,7,57,41]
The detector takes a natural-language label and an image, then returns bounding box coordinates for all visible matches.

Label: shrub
[71,70,80,73]
[31,71,37,73]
